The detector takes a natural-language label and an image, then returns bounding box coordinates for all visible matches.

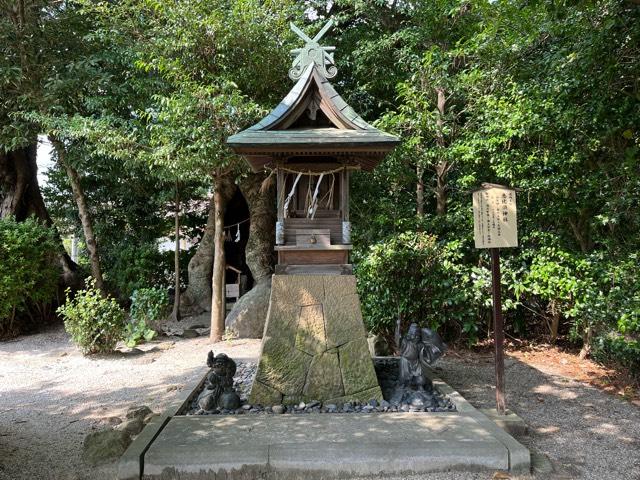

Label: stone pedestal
[249,275,382,405]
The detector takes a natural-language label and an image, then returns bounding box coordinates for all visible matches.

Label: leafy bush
[124,287,168,347]
[103,241,170,301]
[0,217,60,337]
[592,334,640,378]
[356,232,483,343]
[58,278,126,354]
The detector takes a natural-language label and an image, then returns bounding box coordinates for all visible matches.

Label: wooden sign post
[472,183,518,415]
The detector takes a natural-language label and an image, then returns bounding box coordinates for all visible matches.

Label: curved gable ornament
[289,20,337,81]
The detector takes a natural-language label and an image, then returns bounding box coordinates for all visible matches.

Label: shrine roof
[226,22,399,172]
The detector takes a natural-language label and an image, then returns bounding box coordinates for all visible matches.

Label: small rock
[166,385,178,392]
[272,405,285,414]
[242,404,252,410]
[306,400,320,409]
[115,418,144,436]
[297,402,306,410]
[368,399,378,407]
[220,391,241,410]
[126,406,153,422]
[380,400,390,409]
[198,389,217,411]
[83,429,131,466]
[362,405,374,412]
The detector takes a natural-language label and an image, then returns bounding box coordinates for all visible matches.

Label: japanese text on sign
[473,185,518,249]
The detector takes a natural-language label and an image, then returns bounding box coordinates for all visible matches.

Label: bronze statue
[392,323,446,408]
[197,351,241,412]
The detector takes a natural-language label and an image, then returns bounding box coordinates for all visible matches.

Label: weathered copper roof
[227,64,399,172]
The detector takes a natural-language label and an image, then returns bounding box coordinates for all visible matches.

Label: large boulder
[225,278,271,338]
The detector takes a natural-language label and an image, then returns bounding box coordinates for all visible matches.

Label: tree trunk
[434,161,449,216]
[240,172,275,283]
[210,174,234,342]
[578,325,593,360]
[549,300,560,344]
[416,164,425,217]
[0,144,78,287]
[180,181,236,317]
[51,138,105,294]
[568,211,593,253]
[434,87,449,216]
[171,181,181,322]
[225,172,276,339]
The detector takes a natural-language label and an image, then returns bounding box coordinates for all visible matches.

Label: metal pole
[491,247,506,415]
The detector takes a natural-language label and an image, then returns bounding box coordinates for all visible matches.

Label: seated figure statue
[392,323,446,408]
[197,351,241,412]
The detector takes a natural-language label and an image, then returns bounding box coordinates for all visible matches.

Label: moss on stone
[302,349,344,400]
[254,339,312,397]
[249,380,283,405]
[295,304,326,355]
[324,293,366,349]
[325,386,384,406]
[339,339,379,395]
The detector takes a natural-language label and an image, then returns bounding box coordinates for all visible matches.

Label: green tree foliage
[2,0,638,373]
[0,217,60,337]
[340,0,640,370]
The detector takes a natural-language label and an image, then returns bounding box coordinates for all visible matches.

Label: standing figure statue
[392,323,447,407]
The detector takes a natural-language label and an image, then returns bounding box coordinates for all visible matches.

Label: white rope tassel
[283,172,302,218]
[308,173,324,219]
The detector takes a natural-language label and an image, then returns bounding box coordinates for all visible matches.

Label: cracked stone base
[249,274,382,405]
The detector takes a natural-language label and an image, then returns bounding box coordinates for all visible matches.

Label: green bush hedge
[0,217,60,337]
[356,232,484,343]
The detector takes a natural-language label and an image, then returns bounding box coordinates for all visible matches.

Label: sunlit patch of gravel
[1,324,638,480]
[0,323,260,480]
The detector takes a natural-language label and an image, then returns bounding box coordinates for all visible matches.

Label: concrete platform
[118,369,530,480]
[142,413,510,479]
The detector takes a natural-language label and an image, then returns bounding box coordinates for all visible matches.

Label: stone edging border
[423,367,531,474]
[117,373,208,480]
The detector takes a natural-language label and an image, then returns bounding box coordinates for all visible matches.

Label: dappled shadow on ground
[437,352,640,479]
[1,325,639,480]
[0,325,261,480]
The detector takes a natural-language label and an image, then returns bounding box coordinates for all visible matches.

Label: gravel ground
[1,324,639,480]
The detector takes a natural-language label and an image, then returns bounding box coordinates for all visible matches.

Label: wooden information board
[473,184,518,249]
[471,183,519,415]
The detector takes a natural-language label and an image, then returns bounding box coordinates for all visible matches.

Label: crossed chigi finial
[289,20,337,81]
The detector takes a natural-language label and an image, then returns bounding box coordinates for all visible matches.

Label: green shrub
[592,334,640,378]
[356,232,482,342]
[0,217,60,337]
[124,287,168,347]
[104,241,169,301]
[58,278,126,354]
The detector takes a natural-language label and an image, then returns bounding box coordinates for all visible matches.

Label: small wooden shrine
[226,21,399,405]
[227,21,399,275]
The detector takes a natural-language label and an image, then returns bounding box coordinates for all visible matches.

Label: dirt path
[1,325,638,480]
